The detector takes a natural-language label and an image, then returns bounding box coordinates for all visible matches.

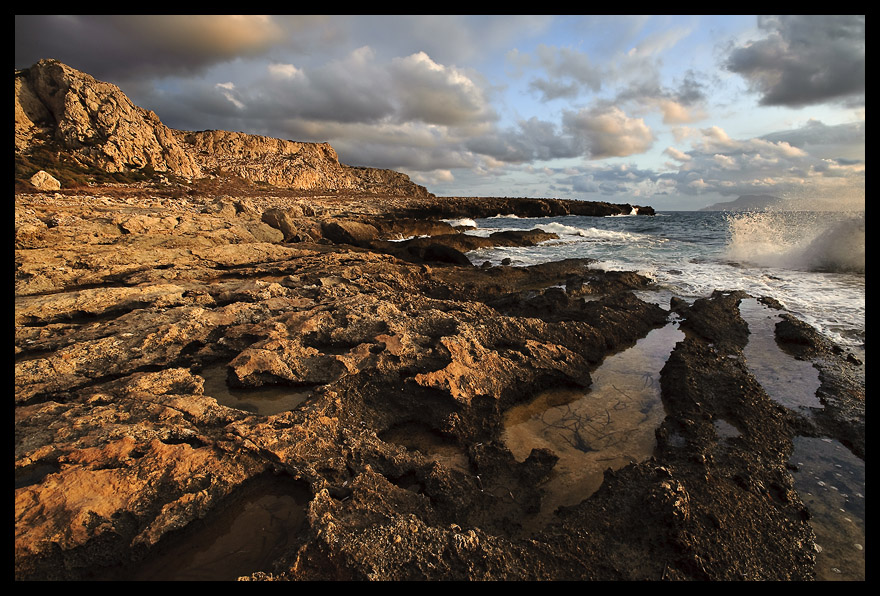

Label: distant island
[700,194,782,211]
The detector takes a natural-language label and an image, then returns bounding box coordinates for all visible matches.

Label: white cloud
[654,99,707,124]
[215,82,245,110]
[563,106,654,159]
[390,52,495,127]
[664,147,691,161]
[267,63,304,79]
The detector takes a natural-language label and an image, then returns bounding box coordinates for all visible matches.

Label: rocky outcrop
[15,59,202,178]
[14,187,864,581]
[15,60,429,198]
[180,129,430,196]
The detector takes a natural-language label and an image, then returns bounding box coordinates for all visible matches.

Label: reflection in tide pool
[739,298,823,411]
[502,321,684,526]
[790,437,865,581]
[134,490,308,581]
[199,364,313,416]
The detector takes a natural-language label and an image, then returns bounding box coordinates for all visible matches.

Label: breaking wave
[724,210,865,274]
[531,222,645,243]
[443,217,477,228]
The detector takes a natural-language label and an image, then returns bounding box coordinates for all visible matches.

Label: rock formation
[15,59,429,198]
[15,59,202,178]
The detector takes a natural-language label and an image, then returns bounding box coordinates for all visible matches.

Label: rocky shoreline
[14,183,864,581]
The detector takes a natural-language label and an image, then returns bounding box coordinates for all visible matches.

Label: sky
[15,15,865,210]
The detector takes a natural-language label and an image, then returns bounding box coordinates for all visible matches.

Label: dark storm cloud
[725,15,865,107]
[15,15,294,81]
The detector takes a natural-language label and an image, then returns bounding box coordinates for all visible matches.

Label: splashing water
[724,210,865,274]
[463,209,864,349]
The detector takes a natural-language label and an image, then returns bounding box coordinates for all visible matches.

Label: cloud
[528,44,604,100]
[562,106,654,159]
[554,162,663,197]
[725,15,865,107]
[215,82,245,110]
[527,78,583,101]
[761,119,865,161]
[524,35,709,126]
[659,123,864,201]
[654,99,707,124]
[664,147,691,162]
[389,52,496,127]
[267,63,304,80]
[458,102,658,167]
[465,117,584,164]
[214,46,396,125]
[622,75,709,125]
[15,15,286,79]
[463,105,655,165]
[500,119,866,206]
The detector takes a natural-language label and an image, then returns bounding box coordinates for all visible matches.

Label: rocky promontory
[15,59,431,198]
[14,61,864,581]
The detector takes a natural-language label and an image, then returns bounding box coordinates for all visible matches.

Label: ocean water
[456,209,865,352]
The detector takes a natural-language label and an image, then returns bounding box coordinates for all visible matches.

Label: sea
[451,207,865,579]
[451,208,865,353]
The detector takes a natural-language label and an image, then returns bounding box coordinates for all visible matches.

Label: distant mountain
[700,194,782,211]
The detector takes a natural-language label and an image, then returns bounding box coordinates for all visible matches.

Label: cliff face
[15,59,430,197]
[180,129,428,195]
[15,60,203,178]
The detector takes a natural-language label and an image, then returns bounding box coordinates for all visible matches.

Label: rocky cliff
[15,59,430,197]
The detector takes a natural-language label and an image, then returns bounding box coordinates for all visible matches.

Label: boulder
[29,170,61,191]
[262,208,303,241]
[321,219,380,246]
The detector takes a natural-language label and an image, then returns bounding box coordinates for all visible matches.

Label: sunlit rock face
[15,59,430,197]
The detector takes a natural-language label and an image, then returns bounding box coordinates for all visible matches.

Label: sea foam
[724,211,865,274]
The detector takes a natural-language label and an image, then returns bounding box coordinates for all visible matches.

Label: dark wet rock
[403,229,558,254]
[773,313,865,459]
[406,243,473,266]
[371,217,457,239]
[674,290,751,354]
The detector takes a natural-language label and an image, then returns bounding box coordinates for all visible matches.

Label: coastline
[14,185,864,580]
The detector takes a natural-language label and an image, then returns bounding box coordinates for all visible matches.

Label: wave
[724,211,865,274]
[532,222,645,242]
[443,217,477,228]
